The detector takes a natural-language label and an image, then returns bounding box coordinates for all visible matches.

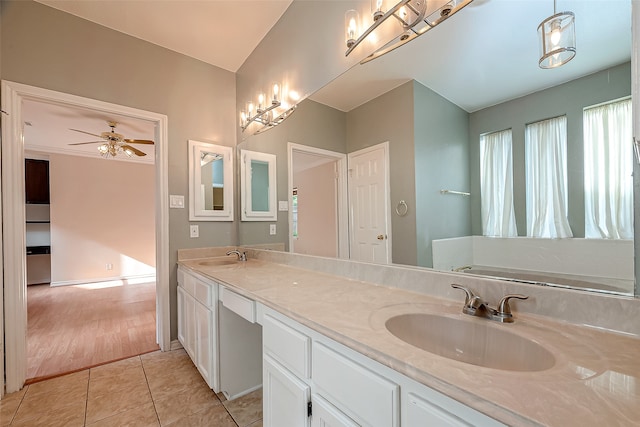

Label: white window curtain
[525,116,573,238]
[480,129,517,237]
[583,98,633,239]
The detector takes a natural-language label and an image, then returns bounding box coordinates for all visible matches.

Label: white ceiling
[23,100,157,163]
[24,0,632,158]
[35,0,293,73]
[311,0,632,112]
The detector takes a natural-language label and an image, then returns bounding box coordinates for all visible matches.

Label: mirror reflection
[188,140,233,222]
[237,0,635,296]
[241,150,277,221]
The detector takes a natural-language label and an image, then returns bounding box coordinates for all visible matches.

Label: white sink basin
[385,313,555,372]
[198,258,239,266]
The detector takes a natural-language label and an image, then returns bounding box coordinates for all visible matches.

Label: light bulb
[258,93,265,111]
[272,83,280,104]
[345,10,360,48]
[372,0,384,20]
[550,19,562,45]
[247,102,254,115]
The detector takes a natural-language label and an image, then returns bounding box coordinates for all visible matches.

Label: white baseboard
[50,274,156,287]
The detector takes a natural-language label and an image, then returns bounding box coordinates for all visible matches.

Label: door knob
[377,234,385,240]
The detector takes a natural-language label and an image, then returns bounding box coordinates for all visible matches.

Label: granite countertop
[178,257,640,426]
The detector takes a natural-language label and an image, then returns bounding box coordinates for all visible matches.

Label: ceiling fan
[68,121,154,158]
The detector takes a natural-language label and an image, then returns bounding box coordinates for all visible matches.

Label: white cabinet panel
[177,286,187,347]
[263,313,310,379]
[263,355,310,427]
[220,286,256,323]
[184,290,196,360]
[311,394,360,427]
[405,392,473,427]
[195,298,217,390]
[313,341,399,427]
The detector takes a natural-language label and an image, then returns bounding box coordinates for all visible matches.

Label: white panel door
[311,394,360,427]
[263,355,311,427]
[348,142,391,264]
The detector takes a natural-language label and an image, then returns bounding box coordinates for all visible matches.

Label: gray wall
[469,62,632,237]
[1,0,237,340]
[413,81,470,268]
[238,99,347,248]
[346,81,417,266]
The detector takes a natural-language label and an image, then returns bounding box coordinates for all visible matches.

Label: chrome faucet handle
[497,294,529,316]
[451,284,476,306]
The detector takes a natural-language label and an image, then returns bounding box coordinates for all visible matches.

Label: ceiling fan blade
[123,139,155,145]
[68,141,105,146]
[69,128,103,138]
[122,144,147,156]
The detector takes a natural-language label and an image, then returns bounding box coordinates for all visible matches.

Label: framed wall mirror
[188,140,233,221]
[241,149,277,221]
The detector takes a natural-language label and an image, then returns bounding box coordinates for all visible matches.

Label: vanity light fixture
[344,0,475,64]
[240,83,298,134]
[537,0,576,69]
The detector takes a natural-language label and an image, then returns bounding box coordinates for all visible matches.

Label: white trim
[188,140,234,221]
[347,142,392,264]
[287,143,349,259]
[1,80,170,393]
[50,274,157,287]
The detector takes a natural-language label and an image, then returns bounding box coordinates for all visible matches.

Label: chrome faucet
[451,284,528,323]
[226,250,247,261]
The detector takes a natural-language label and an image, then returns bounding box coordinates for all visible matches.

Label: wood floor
[27,281,159,381]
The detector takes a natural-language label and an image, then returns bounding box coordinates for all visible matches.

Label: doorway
[287,143,349,258]
[1,81,170,394]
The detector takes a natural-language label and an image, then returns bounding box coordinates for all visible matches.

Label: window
[583,98,633,239]
[479,129,517,237]
[525,116,573,238]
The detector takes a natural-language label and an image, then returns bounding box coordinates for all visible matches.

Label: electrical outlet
[190,225,199,238]
[269,224,276,235]
[106,263,113,271]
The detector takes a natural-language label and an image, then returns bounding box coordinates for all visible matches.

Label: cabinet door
[263,355,310,427]
[195,299,218,390]
[311,394,359,427]
[405,392,474,427]
[25,159,50,204]
[177,286,187,347]
[184,292,197,360]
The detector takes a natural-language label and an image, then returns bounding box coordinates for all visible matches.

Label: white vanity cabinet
[259,305,504,427]
[177,266,219,391]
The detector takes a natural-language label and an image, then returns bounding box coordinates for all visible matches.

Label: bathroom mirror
[241,149,277,221]
[237,0,636,296]
[188,140,233,221]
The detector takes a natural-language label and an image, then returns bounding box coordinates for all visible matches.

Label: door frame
[287,143,349,258]
[1,80,170,394]
[347,141,392,264]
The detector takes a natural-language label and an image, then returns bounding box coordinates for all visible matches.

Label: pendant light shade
[538,5,576,69]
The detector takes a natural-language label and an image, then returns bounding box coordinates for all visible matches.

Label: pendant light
[538,0,576,69]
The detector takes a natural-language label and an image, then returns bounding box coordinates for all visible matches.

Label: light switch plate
[278,201,289,211]
[190,225,199,238]
[170,195,185,209]
[269,224,276,235]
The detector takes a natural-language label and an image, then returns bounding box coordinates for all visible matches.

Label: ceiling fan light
[97,143,109,154]
[538,10,575,69]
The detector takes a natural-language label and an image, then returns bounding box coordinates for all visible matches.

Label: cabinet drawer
[220,286,256,323]
[194,277,214,307]
[263,314,310,379]
[313,341,399,427]
[178,269,196,296]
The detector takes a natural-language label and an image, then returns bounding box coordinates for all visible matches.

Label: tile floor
[1,349,262,427]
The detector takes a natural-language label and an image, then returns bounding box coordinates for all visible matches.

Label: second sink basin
[385,313,555,372]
